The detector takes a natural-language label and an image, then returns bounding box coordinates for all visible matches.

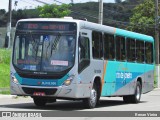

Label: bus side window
[126,38,135,62]
[104,33,115,60]
[116,36,126,61]
[92,31,103,59]
[78,37,90,73]
[136,40,144,63]
[145,42,153,64]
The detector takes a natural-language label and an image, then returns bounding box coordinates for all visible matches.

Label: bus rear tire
[123,81,142,103]
[33,97,47,107]
[123,95,131,103]
[83,83,98,109]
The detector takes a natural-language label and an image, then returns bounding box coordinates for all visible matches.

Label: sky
[0,0,116,11]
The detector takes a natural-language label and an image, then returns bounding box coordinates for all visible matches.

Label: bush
[0,49,11,88]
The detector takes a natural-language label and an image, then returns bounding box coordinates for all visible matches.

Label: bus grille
[22,87,57,95]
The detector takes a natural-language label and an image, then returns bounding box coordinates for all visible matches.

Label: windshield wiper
[29,32,39,61]
[50,33,61,57]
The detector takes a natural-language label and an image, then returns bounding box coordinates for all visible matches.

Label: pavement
[0,94,16,99]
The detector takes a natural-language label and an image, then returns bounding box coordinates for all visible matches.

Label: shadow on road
[0,99,148,111]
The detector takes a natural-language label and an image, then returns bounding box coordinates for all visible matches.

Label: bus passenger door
[77,29,94,98]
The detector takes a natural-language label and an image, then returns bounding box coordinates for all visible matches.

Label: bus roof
[115,28,154,42]
[17,18,154,43]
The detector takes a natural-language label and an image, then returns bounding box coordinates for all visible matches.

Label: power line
[33,0,49,5]
[50,0,64,4]
[19,0,39,6]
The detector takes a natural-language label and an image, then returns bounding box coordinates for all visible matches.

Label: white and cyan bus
[10,17,154,108]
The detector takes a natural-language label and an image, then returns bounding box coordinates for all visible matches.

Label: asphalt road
[0,89,160,119]
[0,89,160,111]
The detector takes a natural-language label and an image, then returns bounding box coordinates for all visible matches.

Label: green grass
[0,90,10,95]
[0,49,11,64]
[0,64,10,88]
[0,49,11,88]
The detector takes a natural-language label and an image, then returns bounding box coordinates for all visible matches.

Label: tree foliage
[37,4,71,18]
[127,0,155,36]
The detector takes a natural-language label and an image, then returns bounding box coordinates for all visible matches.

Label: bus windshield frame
[12,21,77,77]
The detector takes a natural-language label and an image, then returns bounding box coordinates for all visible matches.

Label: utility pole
[155,0,160,88]
[7,0,12,48]
[98,0,103,24]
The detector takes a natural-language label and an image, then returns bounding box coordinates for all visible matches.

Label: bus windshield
[13,22,77,73]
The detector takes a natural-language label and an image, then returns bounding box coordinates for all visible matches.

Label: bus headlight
[12,76,19,84]
[63,75,74,86]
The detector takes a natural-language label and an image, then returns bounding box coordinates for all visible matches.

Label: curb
[0,95,17,99]
[153,88,160,90]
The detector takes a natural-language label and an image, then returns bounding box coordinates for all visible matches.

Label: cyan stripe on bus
[101,61,154,96]
[14,73,69,86]
[115,28,154,42]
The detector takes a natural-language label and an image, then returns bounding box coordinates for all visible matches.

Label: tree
[0,9,6,15]
[0,9,7,27]
[37,4,71,18]
[127,0,155,36]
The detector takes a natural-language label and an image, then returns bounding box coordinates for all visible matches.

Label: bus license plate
[33,92,45,96]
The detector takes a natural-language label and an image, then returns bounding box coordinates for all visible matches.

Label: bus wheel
[83,83,98,109]
[123,95,131,103]
[33,97,47,107]
[123,81,142,103]
[132,81,142,103]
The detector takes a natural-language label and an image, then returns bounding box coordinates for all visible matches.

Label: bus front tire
[33,97,47,107]
[123,81,142,103]
[83,83,98,109]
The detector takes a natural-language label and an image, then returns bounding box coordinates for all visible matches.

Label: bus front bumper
[10,81,91,99]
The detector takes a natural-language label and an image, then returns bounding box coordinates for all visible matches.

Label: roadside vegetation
[0,49,11,94]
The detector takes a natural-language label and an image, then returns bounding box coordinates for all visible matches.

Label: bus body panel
[101,61,154,96]
[11,67,92,98]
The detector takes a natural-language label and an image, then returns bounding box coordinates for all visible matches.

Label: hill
[0,1,144,29]
[70,2,133,29]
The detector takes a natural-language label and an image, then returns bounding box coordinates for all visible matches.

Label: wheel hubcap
[136,86,140,100]
[90,88,97,106]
